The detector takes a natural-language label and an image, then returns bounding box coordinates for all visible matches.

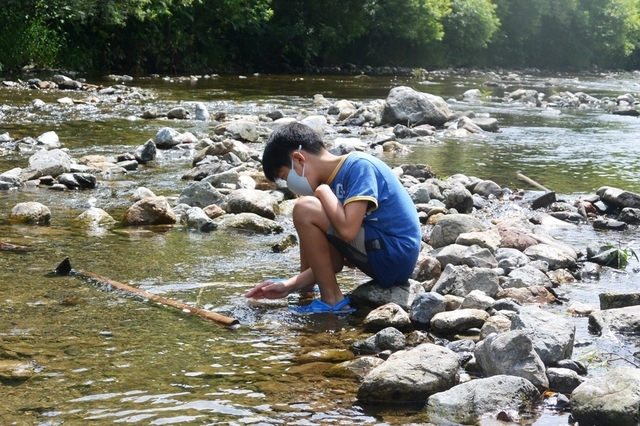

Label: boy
[244,122,421,314]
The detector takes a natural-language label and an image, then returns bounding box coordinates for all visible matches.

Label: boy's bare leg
[293,196,346,305]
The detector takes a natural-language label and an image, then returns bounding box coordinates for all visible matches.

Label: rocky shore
[2,73,640,425]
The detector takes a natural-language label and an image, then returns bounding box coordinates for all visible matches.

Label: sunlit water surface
[1,72,640,425]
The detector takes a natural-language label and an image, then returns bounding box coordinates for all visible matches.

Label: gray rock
[216,121,259,143]
[524,243,577,270]
[351,327,406,355]
[471,117,500,132]
[177,181,226,208]
[597,185,640,209]
[430,214,486,248]
[214,212,283,234]
[619,207,640,224]
[36,131,61,148]
[495,248,531,274]
[425,375,539,424]
[194,102,210,121]
[571,367,640,426]
[430,308,490,334]
[599,292,640,310]
[546,367,585,393]
[444,185,473,213]
[475,330,549,390]
[24,149,72,179]
[456,229,502,253]
[350,280,424,311]
[9,202,51,224]
[324,356,385,381]
[409,292,447,329]
[122,197,177,226]
[432,264,500,298]
[58,173,97,189]
[155,127,184,148]
[224,188,279,219]
[134,139,157,163]
[433,243,468,268]
[362,303,411,331]
[300,115,328,137]
[381,86,452,127]
[504,265,553,289]
[167,107,189,119]
[461,290,495,310]
[588,305,640,333]
[461,245,498,269]
[510,306,575,365]
[181,207,217,232]
[357,343,460,404]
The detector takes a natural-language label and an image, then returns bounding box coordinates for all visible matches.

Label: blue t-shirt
[326,152,421,286]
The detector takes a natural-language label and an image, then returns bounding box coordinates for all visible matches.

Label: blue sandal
[289,297,356,315]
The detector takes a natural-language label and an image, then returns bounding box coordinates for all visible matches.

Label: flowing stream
[1,71,640,425]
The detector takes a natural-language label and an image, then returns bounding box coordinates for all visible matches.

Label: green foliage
[591,242,639,269]
[441,0,500,66]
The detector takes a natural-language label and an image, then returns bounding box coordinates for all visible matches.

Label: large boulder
[225,189,279,219]
[597,186,640,209]
[425,375,540,424]
[22,149,72,179]
[9,202,51,225]
[430,214,485,248]
[381,86,451,127]
[571,367,640,426]
[588,305,640,334]
[357,343,460,404]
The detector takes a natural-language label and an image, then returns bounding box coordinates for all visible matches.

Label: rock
[430,308,490,334]
[510,306,575,365]
[214,212,283,234]
[495,285,556,304]
[9,202,51,224]
[362,303,411,331]
[475,330,549,390]
[134,139,157,163]
[571,367,640,426]
[381,86,452,127]
[425,375,539,424]
[357,343,460,404]
[497,227,538,251]
[409,292,447,329]
[597,186,640,209]
[295,348,355,364]
[471,117,500,132]
[479,313,512,339]
[155,127,189,149]
[461,245,498,269]
[122,196,177,226]
[23,149,72,179]
[36,131,61,148]
[75,207,115,226]
[524,244,577,270]
[504,265,552,289]
[224,189,279,219]
[618,207,640,224]
[433,244,468,268]
[457,230,502,253]
[57,173,97,189]
[300,115,328,137]
[351,327,407,355]
[411,255,441,281]
[194,102,210,121]
[324,356,385,381]
[461,290,495,310]
[350,280,424,311]
[495,248,531,274]
[588,305,640,334]
[0,360,38,382]
[167,107,189,119]
[429,214,486,248]
[215,120,258,143]
[181,207,217,232]
[444,185,473,213]
[546,367,585,393]
[599,292,640,310]
[432,264,500,298]
[531,191,556,209]
[177,181,226,208]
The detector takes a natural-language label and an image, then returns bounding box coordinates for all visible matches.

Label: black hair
[261,122,325,182]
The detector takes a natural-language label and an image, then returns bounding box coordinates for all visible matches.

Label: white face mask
[286,145,314,196]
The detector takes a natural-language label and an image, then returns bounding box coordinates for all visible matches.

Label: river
[1,71,639,425]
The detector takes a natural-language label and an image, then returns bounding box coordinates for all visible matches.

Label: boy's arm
[314,184,368,241]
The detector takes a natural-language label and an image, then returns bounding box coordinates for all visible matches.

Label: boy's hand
[244,280,290,299]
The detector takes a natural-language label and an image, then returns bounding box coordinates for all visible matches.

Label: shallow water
[1,71,640,425]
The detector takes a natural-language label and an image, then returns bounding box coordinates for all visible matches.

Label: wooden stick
[516,172,551,192]
[55,258,239,327]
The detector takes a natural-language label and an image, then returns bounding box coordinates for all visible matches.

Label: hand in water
[244,279,290,299]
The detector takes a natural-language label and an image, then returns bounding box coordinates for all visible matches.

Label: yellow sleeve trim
[345,196,378,212]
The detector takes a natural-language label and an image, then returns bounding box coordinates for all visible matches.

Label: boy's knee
[292,197,323,222]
